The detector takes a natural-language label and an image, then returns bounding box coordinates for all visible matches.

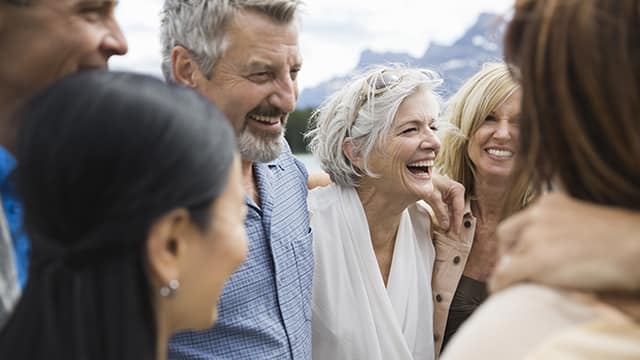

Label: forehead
[35,0,115,6]
[394,90,438,124]
[491,89,522,115]
[223,9,301,65]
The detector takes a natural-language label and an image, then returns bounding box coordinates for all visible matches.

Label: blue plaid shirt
[169,143,313,359]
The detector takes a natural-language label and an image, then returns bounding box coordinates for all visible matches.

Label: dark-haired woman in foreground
[0,71,248,360]
[442,0,640,358]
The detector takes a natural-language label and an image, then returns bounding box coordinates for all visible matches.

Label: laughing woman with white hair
[306,65,443,359]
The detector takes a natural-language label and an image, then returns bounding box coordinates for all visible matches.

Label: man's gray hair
[307,64,443,187]
[160,0,302,81]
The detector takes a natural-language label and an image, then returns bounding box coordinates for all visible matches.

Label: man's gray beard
[238,128,284,163]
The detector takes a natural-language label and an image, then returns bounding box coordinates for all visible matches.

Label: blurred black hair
[0,71,236,359]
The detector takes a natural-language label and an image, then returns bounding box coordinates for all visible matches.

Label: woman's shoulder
[308,184,347,212]
[526,301,640,359]
[441,284,600,360]
[487,284,598,324]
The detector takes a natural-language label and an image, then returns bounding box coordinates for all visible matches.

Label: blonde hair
[436,63,531,214]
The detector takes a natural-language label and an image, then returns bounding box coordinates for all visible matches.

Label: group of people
[0,0,638,359]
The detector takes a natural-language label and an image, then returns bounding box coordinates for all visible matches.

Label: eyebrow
[245,59,272,71]
[245,58,302,73]
[396,118,432,128]
[76,0,118,6]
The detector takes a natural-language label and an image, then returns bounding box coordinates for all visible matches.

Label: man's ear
[171,46,202,88]
[146,208,193,287]
[342,137,361,168]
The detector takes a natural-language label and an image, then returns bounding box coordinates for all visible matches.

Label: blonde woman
[432,63,531,354]
[442,1,640,358]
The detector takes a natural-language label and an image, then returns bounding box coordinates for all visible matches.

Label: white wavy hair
[160,0,302,81]
[307,64,443,187]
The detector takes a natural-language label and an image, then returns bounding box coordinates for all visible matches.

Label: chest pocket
[291,228,314,321]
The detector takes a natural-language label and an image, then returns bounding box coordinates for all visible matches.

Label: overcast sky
[110,0,514,91]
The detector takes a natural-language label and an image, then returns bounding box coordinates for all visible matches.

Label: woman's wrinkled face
[178,156,248,329]
[364,90,441,202]
[467,90,521,182]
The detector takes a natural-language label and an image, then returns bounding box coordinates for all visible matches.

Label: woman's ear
[146,208,193,288]
[343,137,361,168]
[171,46,201,88]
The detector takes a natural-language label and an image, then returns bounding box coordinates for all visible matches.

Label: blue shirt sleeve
[0,146,30,289]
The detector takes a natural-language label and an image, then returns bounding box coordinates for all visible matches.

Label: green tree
[285,107,315,153]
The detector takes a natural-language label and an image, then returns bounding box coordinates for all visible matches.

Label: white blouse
[309,184,436,360]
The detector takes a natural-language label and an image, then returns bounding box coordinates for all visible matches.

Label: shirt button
[434,333,440,342]
[464,220,472,228]
[453,256,461,265]
[435,294,443,302]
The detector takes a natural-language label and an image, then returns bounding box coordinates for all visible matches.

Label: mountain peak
[356,49,418,69]
[297,12,506,108]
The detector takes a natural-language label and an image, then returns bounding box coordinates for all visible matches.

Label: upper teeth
[486,149,513,157]
[407,160,434,167]
[250,114,280,124]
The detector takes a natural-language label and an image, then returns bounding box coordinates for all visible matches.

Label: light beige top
[440,284,640,360]
[431,200,476,356]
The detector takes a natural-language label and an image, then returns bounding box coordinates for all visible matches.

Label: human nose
[101,20,129,58]
[421,128,441,154]
[269,75,297,114]
[494,120,511,140]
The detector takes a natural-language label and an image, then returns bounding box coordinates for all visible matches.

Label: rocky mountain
[297,12,507,108]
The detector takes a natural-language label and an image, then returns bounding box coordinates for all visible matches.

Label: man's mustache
[248,106,288,118]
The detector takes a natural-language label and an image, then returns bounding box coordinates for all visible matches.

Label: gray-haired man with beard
[161,1,465,359]
[162,1,312,358]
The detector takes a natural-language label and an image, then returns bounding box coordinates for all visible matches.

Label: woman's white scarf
[309,185,436,360]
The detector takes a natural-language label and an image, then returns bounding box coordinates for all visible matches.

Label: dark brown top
[441,275,489,350]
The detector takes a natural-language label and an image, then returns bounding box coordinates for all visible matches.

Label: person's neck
[241,159,259,204]
[472,176,508,222]
[154,301,170,360]
[156,327,169,360]
[355,182,412,252]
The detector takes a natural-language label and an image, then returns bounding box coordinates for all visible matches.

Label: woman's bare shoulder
[441,284,598,360]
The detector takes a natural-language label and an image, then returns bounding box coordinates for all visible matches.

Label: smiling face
[0,0,128,102]
[467,90,521,182]
[194,9,302,163]
[363,89,441,203]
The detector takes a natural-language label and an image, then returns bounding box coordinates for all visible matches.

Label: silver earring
[160,279,180,297]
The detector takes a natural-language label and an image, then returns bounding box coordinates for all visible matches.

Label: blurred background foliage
[285,107,315,153]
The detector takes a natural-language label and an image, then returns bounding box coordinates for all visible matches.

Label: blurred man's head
[0,0,128,111]
[161,0,303,163]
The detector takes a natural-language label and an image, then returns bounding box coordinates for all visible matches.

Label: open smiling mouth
[485,148,514,159]
[406,160,434,177]
[248,114,281,125]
